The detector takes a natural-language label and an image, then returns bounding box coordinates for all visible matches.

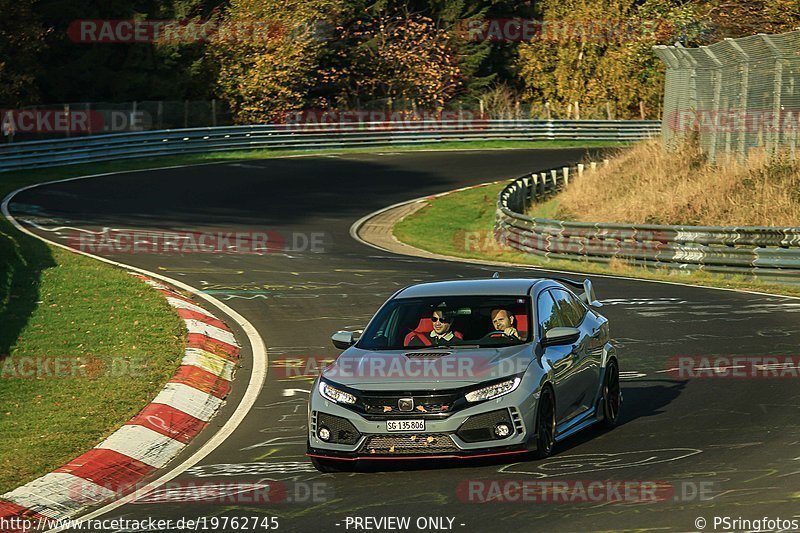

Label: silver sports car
[306,277,620,472]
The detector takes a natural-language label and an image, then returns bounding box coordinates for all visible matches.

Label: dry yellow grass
[552,140,800,227]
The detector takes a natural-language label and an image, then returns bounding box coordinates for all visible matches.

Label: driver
[406,309,463,347]
[490,308,521,340]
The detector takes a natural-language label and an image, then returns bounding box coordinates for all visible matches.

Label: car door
[536,290,580,423]
[550,289,601,414]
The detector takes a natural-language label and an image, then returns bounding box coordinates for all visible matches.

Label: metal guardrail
[495,163,800,283]
[0,120,660,172]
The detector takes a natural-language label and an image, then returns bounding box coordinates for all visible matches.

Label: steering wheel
[478,330,512,341]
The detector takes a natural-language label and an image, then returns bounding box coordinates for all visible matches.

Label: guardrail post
[603,159,610,167]
[577,163,584,176]
[562,167,569,186]
[540,172,547,196]
[590,162,597,171]
[520,180,528,212]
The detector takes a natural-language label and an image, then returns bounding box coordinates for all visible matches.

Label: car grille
[362,433,459,455]
[359,391,466,417]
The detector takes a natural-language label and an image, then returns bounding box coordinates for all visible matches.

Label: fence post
[725,38,750,164]
[211,99,217,128]
[545,101,551,120]
[702,46,723,163]
[760,34,783,158]
[605,101,612,120]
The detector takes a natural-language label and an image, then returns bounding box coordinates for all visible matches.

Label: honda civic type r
[306,277,621,472]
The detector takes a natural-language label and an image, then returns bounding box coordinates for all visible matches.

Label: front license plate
[386,419,425,432]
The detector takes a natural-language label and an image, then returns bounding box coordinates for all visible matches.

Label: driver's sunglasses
[431,316,451,323]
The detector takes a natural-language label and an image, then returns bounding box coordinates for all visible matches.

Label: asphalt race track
[9,149,800,532]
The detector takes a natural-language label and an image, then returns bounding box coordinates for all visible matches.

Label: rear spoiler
[552,277,603,308]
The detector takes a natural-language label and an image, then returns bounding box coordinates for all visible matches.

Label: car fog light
[318,427,331,441]
[494,423,510,438]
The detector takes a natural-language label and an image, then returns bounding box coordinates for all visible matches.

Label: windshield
[357,295,532,350]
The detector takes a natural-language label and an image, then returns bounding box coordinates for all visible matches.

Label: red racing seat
[404,317,462,347]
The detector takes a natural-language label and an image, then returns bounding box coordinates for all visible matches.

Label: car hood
[321,344,534,390]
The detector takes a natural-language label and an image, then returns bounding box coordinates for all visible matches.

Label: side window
[551,289,586,327]
[537,291,564,334]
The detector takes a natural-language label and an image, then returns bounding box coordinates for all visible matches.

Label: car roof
[394,278,550,299]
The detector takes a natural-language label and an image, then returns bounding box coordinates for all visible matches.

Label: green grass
[0,252,186,494]
[393,183,800,299]
[0,189,189,494]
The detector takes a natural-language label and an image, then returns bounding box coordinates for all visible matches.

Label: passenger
[490,308,521,340]
[406,309,463,347]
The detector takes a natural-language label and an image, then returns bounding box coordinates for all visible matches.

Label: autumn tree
[316,14,462,111]
[516,0,701,119]
[0,0,47,106]
[697,0,799,39]
[206,0,339,123]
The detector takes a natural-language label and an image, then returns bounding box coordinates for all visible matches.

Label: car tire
[600,359,621,428]
[532,385,556,459]
[310,456,352,473]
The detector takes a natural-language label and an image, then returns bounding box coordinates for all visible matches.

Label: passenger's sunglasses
[431,316,451,323]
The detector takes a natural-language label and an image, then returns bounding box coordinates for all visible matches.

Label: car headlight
[319,380,356,405]
[465,377,521,403]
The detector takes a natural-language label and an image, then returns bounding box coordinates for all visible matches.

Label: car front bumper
[307,378,539,460]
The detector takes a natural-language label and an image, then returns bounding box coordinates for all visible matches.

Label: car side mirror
[542,327,580,347]
[331,330,362,350]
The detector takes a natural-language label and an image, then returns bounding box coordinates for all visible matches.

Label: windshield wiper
[434,344,481,349]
